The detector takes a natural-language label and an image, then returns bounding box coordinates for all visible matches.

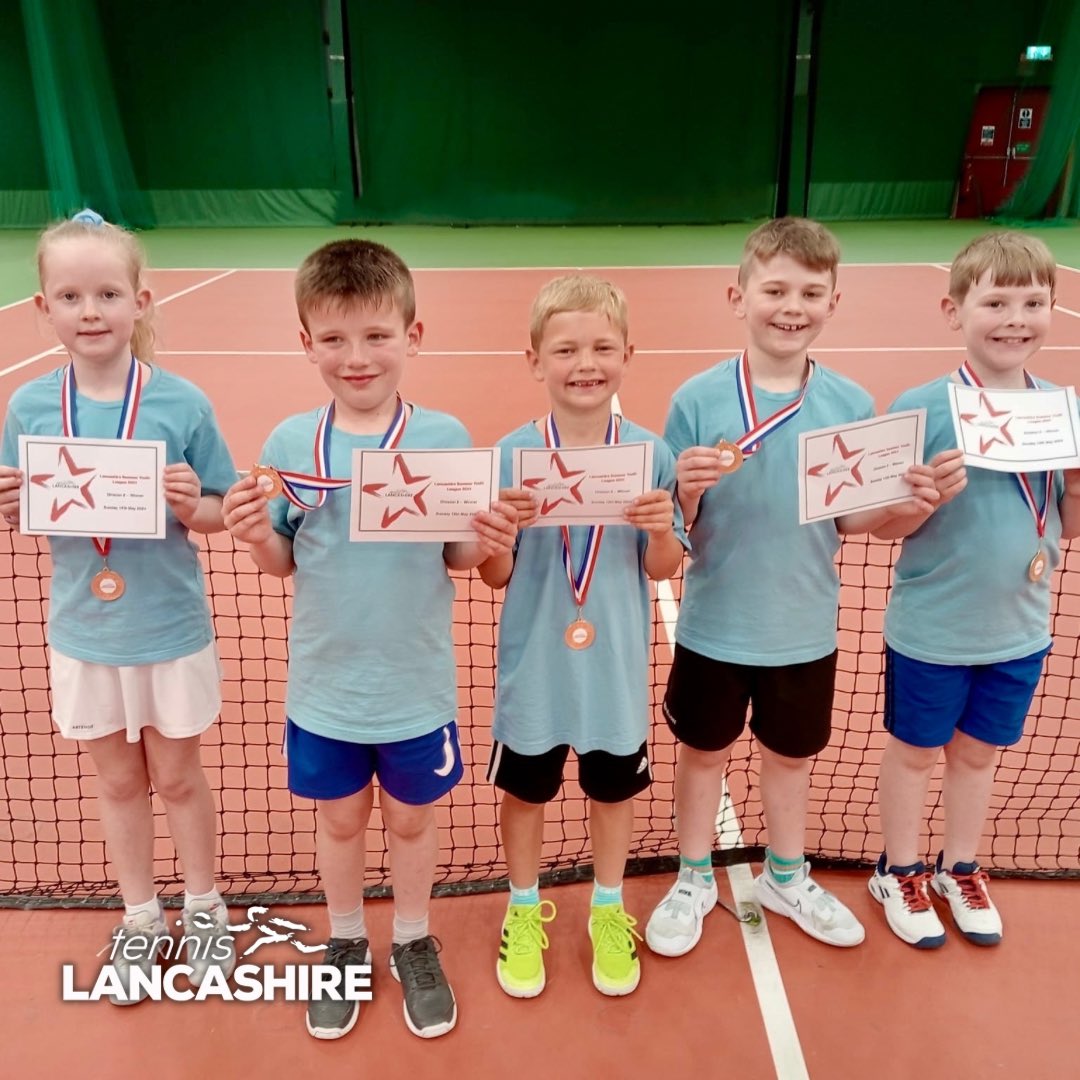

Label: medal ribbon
[734,350,814,455]
[544,412,618,610]
[274,396,407,509]
[957,361,1051,542]
[62,357,142,559]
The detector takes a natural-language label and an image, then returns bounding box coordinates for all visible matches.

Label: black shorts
[487,740,651,804]
[663,643,837,759]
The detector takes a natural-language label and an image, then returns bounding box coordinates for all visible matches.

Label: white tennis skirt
[49,641,222,744]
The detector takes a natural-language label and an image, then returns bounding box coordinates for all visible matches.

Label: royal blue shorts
[285,718,464,805]
[884,645,1050,749]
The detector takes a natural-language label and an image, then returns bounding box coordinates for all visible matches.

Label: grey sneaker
[107,909,170,1006]
[389,936,457,1038]
[181,900,236,986]
[306,937,371,1040]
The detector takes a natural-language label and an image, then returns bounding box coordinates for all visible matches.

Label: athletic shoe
[645,867,718,957]
[106,909,170,1006]
[867,856,946,949]
[931,854,1003,946]
[390,936,457,1038]
[755,860,865,947]
[181,900,236,987]
[588,904,642,996]
[306,937,370,1039]
[496,899,557,998]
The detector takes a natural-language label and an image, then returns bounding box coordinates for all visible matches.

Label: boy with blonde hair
[868,232,1080,947]
[223,240,517,1038]
[647,217,940,956]
[480,274,686,998]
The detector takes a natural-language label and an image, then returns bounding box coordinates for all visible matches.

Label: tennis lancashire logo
[61,907,372,1004]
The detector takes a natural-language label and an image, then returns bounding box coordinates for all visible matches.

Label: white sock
[124,896,164,924]
[392,913,429,945]
[329,903,368,941]
[184,888,224,912]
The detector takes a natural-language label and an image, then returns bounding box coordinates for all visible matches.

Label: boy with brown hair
[223,239,518,1038]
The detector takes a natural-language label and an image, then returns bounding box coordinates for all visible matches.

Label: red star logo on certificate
[522,452,586,515]
[30,446,97,521]
[959,391,1014,454]
[807,433,866,507]
[361,454,432,528]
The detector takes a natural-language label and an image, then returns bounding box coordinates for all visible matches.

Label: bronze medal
[251,465,283,499]
[715,440,744,475]
[565,618,596,650]
[91,568,125,602]
[1028,548,1048,583]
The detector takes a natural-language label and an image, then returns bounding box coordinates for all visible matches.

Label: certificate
[351,447,500,542]
[512,441,654,526]
[948,382,1080,471]
[18,435,166,539]
[798,410,926,525]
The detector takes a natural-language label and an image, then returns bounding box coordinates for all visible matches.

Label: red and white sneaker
[867,856,946,949]
[931,854,1002,946]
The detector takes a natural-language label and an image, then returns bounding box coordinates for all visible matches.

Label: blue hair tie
[71,208,105,226]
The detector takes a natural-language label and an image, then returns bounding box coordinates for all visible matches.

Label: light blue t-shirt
[265,404,470,745]
[0,365,237,664]
[885,374,1064,665]
[664,357,875,665]
[492,419,687,755]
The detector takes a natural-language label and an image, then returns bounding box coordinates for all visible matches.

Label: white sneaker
[107,909,170,1005]
[755,861,865,947]
[868,857,946,949]
[645,867,718,957]
[931,857,1002,946]
[181,900,237,986]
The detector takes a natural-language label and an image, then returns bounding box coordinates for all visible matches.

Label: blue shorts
[884,645,1050,749]
[285,719,464,805]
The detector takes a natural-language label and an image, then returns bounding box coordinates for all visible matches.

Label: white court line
[155,345,1080,359]
[0,346,63,378]
[0,297,33,314]
[644,381,807,1078]
[654,579,808,1080]
[929,261,1080,320]
[84,260,947,274]
[0,270,237,380]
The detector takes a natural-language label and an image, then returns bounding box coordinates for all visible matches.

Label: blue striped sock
[767,848,805,885]
[680,853,714,885]
[509,881,540,907]
[592,882,623,907]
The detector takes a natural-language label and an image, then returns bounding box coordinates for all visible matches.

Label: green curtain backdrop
[4,0,1077,228]
[999,0,1080,219]
[20,0,152,226]
[809,0,1049,220]
[0,4,49,224]
[344,0,791,224]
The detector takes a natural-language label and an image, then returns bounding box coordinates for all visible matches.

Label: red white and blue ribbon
[957,361,1051,542]
[62,357,142,558]
[734,351,814,455]
[545,412,618,610]
[274,396,407,510]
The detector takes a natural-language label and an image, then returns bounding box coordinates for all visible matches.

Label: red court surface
[1,263,1079,1079]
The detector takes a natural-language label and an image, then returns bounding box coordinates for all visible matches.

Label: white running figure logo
[227,906,328,958]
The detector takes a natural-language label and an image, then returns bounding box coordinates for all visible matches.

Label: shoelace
[324,937,370,970]
[949,869,992,910]
[505,901,557,955]
[394,936,444,991]
[592,907,642,955]
[898,871,935,913]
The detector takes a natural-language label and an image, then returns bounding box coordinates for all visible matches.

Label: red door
[953,86,1050,218]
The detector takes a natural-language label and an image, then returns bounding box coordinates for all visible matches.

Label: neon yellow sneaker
[496,900,557,998]
[588,904,642,996]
